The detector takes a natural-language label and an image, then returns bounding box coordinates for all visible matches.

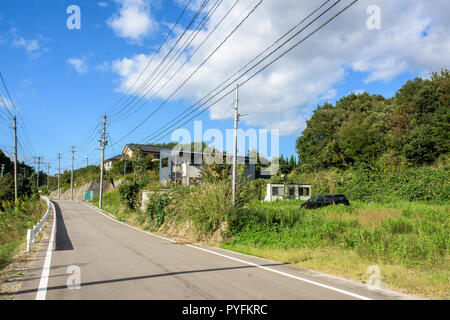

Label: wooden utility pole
[99,115,107,208]
[71,146,75,200]
[231,84,247,207]
[232,85,239,207]
[35,156,43,192]
[57,153,61,199]
[47,163,51,188]
[13,116,18,202]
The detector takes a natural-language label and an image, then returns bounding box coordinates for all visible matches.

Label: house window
[304,187,310,196]
[272,186,284,196]
[154,154,160,159]
[289,186,295,196]
[299,187,310,196]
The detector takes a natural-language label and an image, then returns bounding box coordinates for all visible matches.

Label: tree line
[0,149,40,206]
[295,69,449,170]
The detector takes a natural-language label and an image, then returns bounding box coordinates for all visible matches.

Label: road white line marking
[85,203,175,243]
[186,244,372,300]
[35,200,57,300]
[84,202,373,300]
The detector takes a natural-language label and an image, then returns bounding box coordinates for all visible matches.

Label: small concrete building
[159,149,256,185]
[264,183,312,201]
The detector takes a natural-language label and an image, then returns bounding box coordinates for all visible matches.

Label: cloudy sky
[0,0,448,172]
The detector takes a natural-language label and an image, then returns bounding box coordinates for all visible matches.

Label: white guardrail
[26,197,51,252]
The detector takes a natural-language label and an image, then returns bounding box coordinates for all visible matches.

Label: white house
[264,183,312,201]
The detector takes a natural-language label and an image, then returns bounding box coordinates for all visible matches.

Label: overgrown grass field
[0,197,46,267]
[93,180,449,299]
[222,199,449,299]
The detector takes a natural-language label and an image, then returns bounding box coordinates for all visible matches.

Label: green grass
[221,199,450,299]
[0,197,46,267]
[91,190,122,216]
[91,189,138,223]
[91,184,450,299]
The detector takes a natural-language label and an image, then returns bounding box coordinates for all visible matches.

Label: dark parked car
[300,194,350,209]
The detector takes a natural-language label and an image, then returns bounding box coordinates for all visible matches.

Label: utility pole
[47,163,51,188]
[35,156,43,192]
[231,84,247,207]
[1,164,4,177]
[124,160,127,177]
[99,115,107,208]
[86,154,88,167]
[71,146,75,200]
[232,85,239,207]
[12,116,18,202]
[57,153,61,199]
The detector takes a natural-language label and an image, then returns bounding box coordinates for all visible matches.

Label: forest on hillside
[296,70,449,170]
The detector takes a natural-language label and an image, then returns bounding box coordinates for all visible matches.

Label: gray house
[159,149,256,185]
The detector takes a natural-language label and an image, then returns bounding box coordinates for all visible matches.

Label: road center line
[85,202,372,300]
[35,199,57,300]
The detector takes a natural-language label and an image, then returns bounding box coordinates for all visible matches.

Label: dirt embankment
[49,178,123,201]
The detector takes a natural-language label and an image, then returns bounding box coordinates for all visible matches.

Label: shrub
[118,182,140,210]
[170,182,233,238]
[146,192,171,228]
[236,179,267,205]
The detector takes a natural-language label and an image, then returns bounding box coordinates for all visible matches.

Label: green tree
[0,173,14,203]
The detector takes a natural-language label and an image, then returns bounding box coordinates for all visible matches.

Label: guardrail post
[26,229,31,252]
[27,196,51,252]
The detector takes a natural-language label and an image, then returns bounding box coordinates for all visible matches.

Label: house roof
[122,144,173,154]
[162,149,257,164]
[105,154,125,162]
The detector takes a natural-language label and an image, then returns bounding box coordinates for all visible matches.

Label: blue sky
[0,0,448,174]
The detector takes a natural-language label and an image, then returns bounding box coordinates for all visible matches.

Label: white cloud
[319,89,338,101]
[110,0,450,136]
[10,28,45,58]
[67,57,89,74]
[96,61,111,73]
[107,0,157,43]
[98,2,109,7]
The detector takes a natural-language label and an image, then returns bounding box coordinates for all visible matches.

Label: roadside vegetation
[0,149,49,269]
[91,71,448,299]
[223,199,449,299]
[93,167,449,298]
[0,196,46,267]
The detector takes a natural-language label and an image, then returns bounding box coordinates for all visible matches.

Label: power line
[77,1,208,159]
[106,0,194,117]
[112,0,263,146]
[112,0,240,123]
[0,72,37,162]
[144,0,333,142]
[108,0,210,120]
[142,0,339,143]
[109,0,225,122]
[146,0,357,143]
[0,72,16,118]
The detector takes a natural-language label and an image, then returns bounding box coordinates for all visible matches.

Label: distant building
[159,149,256,185]
[122,144,173,162]
[104,154,126,171]
[264,183,311,201]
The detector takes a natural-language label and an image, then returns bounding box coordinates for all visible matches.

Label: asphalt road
[14,200,412,300]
